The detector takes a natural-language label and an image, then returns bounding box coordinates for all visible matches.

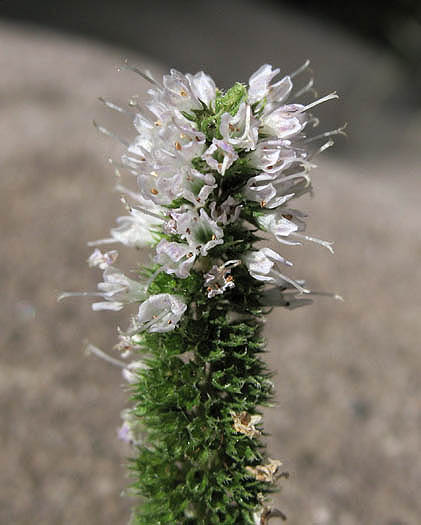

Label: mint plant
[61,62,342,524]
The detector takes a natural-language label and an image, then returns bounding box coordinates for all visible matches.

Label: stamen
[119,59,161,87]
[309,138,335,159]
[290,59,311,79]
[93,120,129,147]
[57,291,104,301]
[274,267,310,295]
[293,78,316,99]
[98,97,131,115]
[292,232,334,253]
[84,342,126,368]
[300,124,347,145]
[298,92,338,113]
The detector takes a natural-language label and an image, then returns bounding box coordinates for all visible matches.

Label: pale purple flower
[261,103,307,139]
[87,248,119,269]
[136,293,187,333]
[118,408,145,446]
[155,239,196,279]
[59,266,147,311]
[243,247,309,295]
[202,138,239,175]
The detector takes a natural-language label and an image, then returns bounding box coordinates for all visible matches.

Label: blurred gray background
[1,1,420,523]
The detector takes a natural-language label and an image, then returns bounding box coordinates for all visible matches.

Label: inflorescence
[60,61,342,524]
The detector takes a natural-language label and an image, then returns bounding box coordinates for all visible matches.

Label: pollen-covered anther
[179,89,188,97]
[151,188,159,195]
[175,141,182,151]
[154,120,162,127]
[231,411,262,438]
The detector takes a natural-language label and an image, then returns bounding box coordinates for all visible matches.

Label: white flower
[261,103,307,139]
[147,69,216,115]
[248,64,280,105]
[136,293,187,333]
[92,208,163,248]
[248,139,301,175]
[114,331,143,358]
[220,102,259,151]
[243,171,311,209]
[256,209,303,242]
[202,138,239,175]
[93,267,148,311]
[243,176,295,209]
[181,209,224,256]
[87,248,119,269]
[180,168,216,207]
[243,247,309,295]
[186,71,217,108]
[165,209,224,257]
[210,196,242,225]
[122,360,148,384]
[155,239,196,279]
[248,63,294,114]
[159,69,204,112]
[203,260,240,298]
[59,267,147,311]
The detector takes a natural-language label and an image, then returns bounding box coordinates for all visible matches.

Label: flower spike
[61,61,342,523]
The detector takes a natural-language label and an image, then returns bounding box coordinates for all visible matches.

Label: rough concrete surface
[1,19,420,525]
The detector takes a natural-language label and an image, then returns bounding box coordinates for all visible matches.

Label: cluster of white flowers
[60,59,341,442]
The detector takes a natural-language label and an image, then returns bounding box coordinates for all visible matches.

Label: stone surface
[1,19,420,525]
